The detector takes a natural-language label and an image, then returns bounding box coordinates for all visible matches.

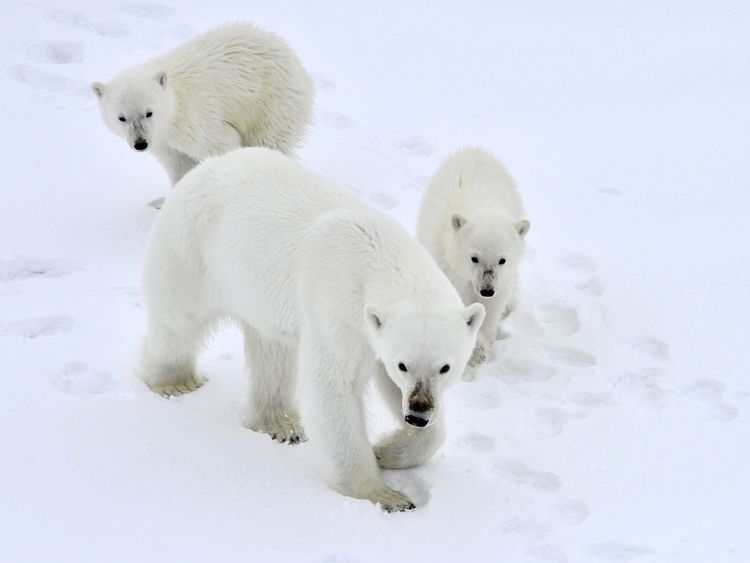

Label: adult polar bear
[417,147,530,367]
[92,23,313,193]
[140,148,484,512]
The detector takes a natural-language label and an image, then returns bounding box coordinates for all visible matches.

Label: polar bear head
[447,211,530,300]
[91,70,176,153]
[364,300,485,428]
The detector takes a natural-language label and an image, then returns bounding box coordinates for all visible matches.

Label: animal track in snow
[311,73,336,92]
[546,499,589,525]
[25,41,84,64]
[0,255,81,282]
[368,190,399,210]
[452,431,495,454]
[0,315,74,339]
[588,541,654,561]
[631,336,670,362]
[318,110,354,130]
[612,369,673,414]
[492,458,561,492]
[597,187,622,196]
[558,253,604,296]
[396,136,434,157]
[6,64,81,94]
[549,347,597,367]
[54,362,117,395]
[536,303,581,337]
[496,354,558,383]
[119,2,176,18]
[45,9,131,38]
[527,407,569,436]
[682,379,738,422]
[564,391,614,408]
[491,517,548,540]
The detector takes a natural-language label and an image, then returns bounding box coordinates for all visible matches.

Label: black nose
[480,288,495,297]
[409,400,431,414]
[134,140,148,151]
[405,415,428,428]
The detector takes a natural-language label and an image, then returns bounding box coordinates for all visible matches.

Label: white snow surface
[1,1,749,562]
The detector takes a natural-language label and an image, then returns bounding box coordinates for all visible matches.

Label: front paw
[147,377,203,397]
[469,344,488,366]
[243,410,307,445]
[368,487,416,513]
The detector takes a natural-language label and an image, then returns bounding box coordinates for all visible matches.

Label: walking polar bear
[139,148,485,512]
[92,22,313,200]
[417,147,530,367]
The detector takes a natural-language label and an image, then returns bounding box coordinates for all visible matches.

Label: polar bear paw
[368,487,416,513]
[469,344,488,367]
[147,377,203,397]
[244,410,307,445]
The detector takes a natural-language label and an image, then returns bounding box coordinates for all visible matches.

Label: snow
[1,1,748,561]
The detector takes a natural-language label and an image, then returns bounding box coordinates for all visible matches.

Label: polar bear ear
[364,304,386,332]
[155,71,168,88]
[91,82,105,98]
[516,220,530,237]
[462,303,486,333]
[451,214,466,232]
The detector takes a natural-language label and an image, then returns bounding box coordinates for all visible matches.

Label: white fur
[93,22,313,186]
[417,146,530,367]
[140,148,484,511]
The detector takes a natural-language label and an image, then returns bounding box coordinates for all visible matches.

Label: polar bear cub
[92,23,313,194]
[139,148,484,512]
[417,147,530,367]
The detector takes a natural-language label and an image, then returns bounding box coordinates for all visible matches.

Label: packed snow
[1,1,748,562]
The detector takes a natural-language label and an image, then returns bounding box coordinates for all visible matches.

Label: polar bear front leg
[242,325,305,444]
[297,337,416,512]
[373,366,446,469]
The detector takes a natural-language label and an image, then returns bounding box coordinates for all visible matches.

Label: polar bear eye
[498,258,506,265]
[439,364,450,374]
[146,111,153,118]
[471,256,479,264]
[398,363,408,372]
[118,116,126,122]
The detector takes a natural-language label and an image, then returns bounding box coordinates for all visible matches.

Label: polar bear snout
[405,414,429,428]
[479,287,495,298]
[133,139,149,151]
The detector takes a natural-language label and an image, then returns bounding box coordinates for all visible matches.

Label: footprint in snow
[0,255,82,282]
[545,499,589,525]
[396,136,435,157]
[54,362,117,395]
[597,187,622,196]
[558,252,605,296]
[536,302,581,337]
[119,2,176,18]
[564,391,614,409]
[318,110,354,130]
[496,353,559,383]
[548,347,597,367]
[490,517,548,541]
[6,64,86,95]
[24,40,84,64]
[492,458,561,492]
[631,336,670,362]
[588,541,654,561]
[682,378,738,422]
[612,369,674,415]
[0,315,74,339]
[45,8,131,38]
[526,407,569,437]
[452,431,495,454]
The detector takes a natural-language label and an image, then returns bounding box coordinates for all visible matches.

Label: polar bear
[92,22,313,203]
[417,146,530,367]
[139,148,484,512]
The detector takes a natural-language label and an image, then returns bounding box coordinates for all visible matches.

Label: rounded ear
[364,304,385,332]
[516,220,530,237]
[451,214,466,232]
[155,71,167,87]
[462,303,486,332]
[91,82,105,98]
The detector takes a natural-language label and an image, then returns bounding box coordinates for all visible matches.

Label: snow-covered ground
[1,1,749,561]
